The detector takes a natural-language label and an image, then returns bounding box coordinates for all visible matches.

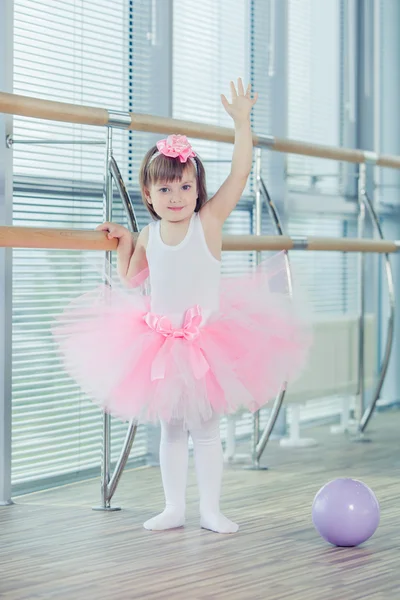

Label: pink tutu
[52,253,312,428]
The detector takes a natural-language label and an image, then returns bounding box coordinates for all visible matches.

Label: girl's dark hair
[139,146,207,220]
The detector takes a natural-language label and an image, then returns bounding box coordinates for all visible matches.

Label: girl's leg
[143,419,188,531]
[191,414,239,534]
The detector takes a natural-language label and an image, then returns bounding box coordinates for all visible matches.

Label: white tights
[143,413,238,534]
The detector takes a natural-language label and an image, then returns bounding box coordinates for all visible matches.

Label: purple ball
[312,478,380,547]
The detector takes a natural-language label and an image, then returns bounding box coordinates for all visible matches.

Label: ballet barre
[1,90,398,506]
[0,226,399,253]
[1,91,400,169]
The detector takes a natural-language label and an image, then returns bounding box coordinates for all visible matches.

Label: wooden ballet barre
[0,226,398,253]
[1,92,400,169]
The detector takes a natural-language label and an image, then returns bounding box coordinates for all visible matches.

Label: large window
[285,0,358,317]
[11,0,364,492]
[287,0,341,193]
[12,0,153,491]
[172,0,273,277]
[173,0,248,193]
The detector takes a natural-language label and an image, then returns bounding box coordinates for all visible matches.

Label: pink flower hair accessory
[156,135,196,163]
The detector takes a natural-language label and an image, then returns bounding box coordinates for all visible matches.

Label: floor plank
[1,410,399,599]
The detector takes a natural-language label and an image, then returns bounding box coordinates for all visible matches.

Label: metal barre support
[96,127,115,511]
[248,150,293,469]
[356,164,367,428]
[253,177,293,462]
[359,189,395,432]
[6,135,105,147]
[350,159,395,439]
[93,127,139,511]
[107,111,132,129]
[291,237,309,250]
[250,149,264,469]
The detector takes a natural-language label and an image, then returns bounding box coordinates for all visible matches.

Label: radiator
[284,313,377,403]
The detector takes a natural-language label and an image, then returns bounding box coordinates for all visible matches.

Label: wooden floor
[1,410,400,600]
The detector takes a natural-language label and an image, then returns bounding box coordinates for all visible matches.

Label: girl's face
[145,165,198,222]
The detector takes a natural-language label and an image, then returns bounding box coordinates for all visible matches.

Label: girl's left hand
[221,78,258,124]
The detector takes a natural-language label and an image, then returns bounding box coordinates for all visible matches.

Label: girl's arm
[125,227,149,282]
[96,222,149,283]
[203,79,258,225]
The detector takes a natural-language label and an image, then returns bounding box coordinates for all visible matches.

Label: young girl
[54,79,311,534]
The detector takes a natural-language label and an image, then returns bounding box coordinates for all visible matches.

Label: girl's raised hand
[221,78,258,124]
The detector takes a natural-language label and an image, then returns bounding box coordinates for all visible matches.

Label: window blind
[172,0,248,195]
[11,0,360,485]
[249,0,274,186]
[172,0,273,273]
[287,212,358,314]
[173,0,284,441]
[287,0,341,193]
[286,0,357,316]
[12,0,153,491]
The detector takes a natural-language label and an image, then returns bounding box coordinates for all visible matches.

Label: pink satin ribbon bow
[143,305,209,381]
[156,134,196,163]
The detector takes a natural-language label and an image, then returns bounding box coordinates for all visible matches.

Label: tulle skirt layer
[52,253,312,428]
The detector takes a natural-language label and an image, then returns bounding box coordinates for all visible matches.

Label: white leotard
[146,212,221,327]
